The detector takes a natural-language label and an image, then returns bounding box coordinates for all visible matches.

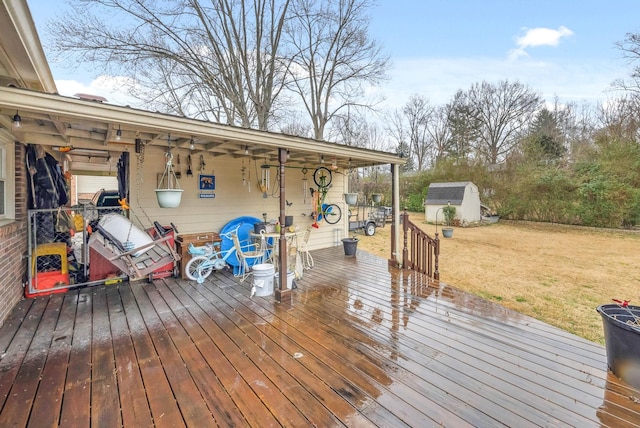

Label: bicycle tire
[185,256,213,281]
[313,167,333,188]
[323,203,342,224]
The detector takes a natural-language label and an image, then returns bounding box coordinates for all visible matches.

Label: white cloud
[508,26,574,59]
[54,75,140,107]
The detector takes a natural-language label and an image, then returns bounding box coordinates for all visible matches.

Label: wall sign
[199,174,215,190]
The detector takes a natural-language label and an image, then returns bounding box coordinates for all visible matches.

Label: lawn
[356,212,640,344]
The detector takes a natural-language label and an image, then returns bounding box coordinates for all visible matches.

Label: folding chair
[297,226,314,270]
[231,232,265,282]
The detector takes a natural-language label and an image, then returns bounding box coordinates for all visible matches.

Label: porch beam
[275,148,292,304]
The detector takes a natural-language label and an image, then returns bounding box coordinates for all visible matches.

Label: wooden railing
[401,210,440,280]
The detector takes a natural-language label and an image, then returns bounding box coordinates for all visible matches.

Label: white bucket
[275,271,295,290]
[252,263,275,296]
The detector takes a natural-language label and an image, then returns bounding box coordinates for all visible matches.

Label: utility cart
[348,205,386,236]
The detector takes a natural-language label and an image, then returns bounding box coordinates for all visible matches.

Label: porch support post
[275,148,292,304]
[389,163,401,268]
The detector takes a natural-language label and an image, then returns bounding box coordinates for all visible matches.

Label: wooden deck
[0,247,639,427]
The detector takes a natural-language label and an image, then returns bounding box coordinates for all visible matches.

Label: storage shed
[425,182,481,225]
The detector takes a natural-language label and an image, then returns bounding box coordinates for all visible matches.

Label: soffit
[0,87,403,169]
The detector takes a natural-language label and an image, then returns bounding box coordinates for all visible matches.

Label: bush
[403,193,425,212]
[443,205,456,226]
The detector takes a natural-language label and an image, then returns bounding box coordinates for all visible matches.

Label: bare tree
[50,0,291,130]
[596,94,640,142]
[329,110,387,151]
[384,109,413,172]
[614,32,640,94]
[426,105,453,163]
[462,80,542,164]
[446,90,481,163]
[401,94,433,171]
[285,0,389,140]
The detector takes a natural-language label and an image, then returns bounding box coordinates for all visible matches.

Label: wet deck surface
[0,247,639,427]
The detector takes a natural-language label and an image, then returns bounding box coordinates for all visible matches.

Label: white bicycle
[185,225,241,283]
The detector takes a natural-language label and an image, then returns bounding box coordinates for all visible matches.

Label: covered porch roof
[0,86,402,170]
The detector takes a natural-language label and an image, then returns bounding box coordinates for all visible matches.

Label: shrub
[443,205,456,226]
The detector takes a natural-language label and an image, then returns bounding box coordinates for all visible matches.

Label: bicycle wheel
[322,203,342,224]
[185,256,213,281]
[313,167,333,188]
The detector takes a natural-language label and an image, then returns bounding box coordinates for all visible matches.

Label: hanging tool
[175,154,181,179]
[187,155,193,177]
[302,167,309,204]
[199,154,206,171]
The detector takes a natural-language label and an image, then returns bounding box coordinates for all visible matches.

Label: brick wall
[0,142,27,325]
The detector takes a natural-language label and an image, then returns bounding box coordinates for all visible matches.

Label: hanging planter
[156,189,183,208]
[156,138,183,208]
[371,193,383,204]
[441,227,454,238]
[344,193,358,205]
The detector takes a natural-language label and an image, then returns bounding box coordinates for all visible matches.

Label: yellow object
[118,198,130,210]
[32,243,69,275]
[73,213,84,231]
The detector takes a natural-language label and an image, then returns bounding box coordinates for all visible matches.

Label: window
[0,133,15,222]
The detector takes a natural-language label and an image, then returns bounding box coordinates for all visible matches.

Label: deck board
[0,296,63,427]
[0,247,638,427]
[106,285,154,427]
[29,293,77,427]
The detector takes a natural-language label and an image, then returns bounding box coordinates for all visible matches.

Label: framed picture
[199,174,215,190]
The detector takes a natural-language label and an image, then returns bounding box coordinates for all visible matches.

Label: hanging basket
[156,189,183,208]
[156,151,182,208]
[371,193,383,204]
[344,193,358,205]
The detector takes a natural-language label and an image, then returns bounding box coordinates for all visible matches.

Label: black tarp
[26,144,68,209]
[26,144,69,243]
[117,152,129,200]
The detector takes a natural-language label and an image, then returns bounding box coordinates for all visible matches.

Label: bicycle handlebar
[219,223,243,240]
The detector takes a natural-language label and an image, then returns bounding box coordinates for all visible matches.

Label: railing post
[433,233,440,280]
[401,208,408,269]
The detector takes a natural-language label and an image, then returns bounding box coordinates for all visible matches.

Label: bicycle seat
[188,242,212,256]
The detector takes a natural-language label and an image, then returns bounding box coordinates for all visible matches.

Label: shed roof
[425,182,472,205]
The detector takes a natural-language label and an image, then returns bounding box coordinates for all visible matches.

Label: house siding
[129,146,349,252]
[0,143,27,325]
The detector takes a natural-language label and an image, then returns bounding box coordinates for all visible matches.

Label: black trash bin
[342,238,358,256]
[597,303,640,389]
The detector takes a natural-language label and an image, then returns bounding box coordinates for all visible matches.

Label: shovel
[187,155,193,177]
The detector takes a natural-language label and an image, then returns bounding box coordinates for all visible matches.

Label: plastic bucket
[597,304,640,389]
[284,215,294,227]
[275,271,295,290]
[342,238,358,256]
[252,263,275,297]
[254,222,267,234]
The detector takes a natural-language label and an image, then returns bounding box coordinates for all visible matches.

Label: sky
[27,0,640,111]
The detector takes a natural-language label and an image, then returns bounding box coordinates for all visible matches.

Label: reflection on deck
[0,247,638,426]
